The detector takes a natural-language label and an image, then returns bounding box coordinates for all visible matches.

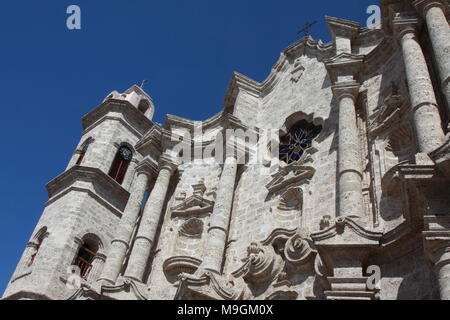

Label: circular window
[118,146,133,161]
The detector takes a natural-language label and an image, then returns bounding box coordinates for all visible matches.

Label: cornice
[165,111,224,130]
[82,99,154,137]
[135,157,159,177]
[135,125,163,156]
[325,16,360,39]
[311,216,383,246]
[413,0,450,16]
[331,81,361,100]
[325,53,364,84]
[45,166,130,213]
[392,13,422,39]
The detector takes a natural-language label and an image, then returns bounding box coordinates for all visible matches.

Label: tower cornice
[82,99,154,137]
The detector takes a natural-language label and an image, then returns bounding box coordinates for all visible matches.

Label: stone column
[87,253,106,283]
[99,170,150,284]
[435,247,450,300]
[425,238,450,300]
[414,0,450,116]
[334,83,365,218]
[124,157,177,282]
[201,154,238,274]
[394,18,445,153]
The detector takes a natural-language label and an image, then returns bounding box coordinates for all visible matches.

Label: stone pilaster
[414,0,450,119]
[394,16,445,153]
[98,169,151,284]
[201,154,238,274]
[124,156,177,282]
[334,83,365,218]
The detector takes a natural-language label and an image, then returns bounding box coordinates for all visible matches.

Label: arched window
[108,146,133,185]
[279,120,322,164]
[138,99,150,114]
[75,143,89,166]
[74,239,99,280]
[28,227,48,267]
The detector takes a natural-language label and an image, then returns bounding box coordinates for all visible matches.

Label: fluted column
[414,0,450,116]
[201,154,238,274]
[334,83,365,218]
[99,170,151,284]
[394,18,445,153]
[124,157,177,282]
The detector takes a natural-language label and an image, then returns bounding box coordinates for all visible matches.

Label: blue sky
[0,0,375,293]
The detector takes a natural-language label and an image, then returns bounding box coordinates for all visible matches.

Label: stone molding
[325,53,364,84]
[265,164,315,194]
[413,0,449,16]
[82,99,154,137]
[163,256,202,277]
[45,166,130,212]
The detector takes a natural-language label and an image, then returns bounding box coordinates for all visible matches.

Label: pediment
[266,165,315,194]
[171,195,215,217]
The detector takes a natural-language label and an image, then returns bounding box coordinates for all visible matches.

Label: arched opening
[28,227,48,267]
[108,145,133,185]
[138,99,150,115]
[74,238,99,280]
[75,140,91,166]
[279,119,322,164]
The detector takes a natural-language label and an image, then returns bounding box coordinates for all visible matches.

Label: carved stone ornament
[284,234,316,267]
[232,228,318,289]
[232,242,283,285]
[163,256,202,276]
[266,165,316,194]
[174,271,246,300]
[170,180,215,217]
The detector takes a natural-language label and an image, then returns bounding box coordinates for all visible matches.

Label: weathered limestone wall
[4,190,120,299]
[224,53,338,278]
[379,245,440,300]
[147,159,222,299]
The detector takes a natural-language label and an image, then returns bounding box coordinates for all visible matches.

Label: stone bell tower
[2,85,156,300]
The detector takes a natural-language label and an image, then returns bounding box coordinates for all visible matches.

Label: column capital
[392,14,422,39]
[135,157,158,177]
[324,53,364,84]
[331,81,361,101]
[159,154,178,173]
[413,0,449,16]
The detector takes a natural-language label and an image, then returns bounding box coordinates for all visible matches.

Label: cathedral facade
[3,0,450,300]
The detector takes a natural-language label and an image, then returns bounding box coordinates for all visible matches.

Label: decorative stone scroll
[232,242,283,285]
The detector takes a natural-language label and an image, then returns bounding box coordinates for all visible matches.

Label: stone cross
[139,80,148,89]
[297,21,317,37]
